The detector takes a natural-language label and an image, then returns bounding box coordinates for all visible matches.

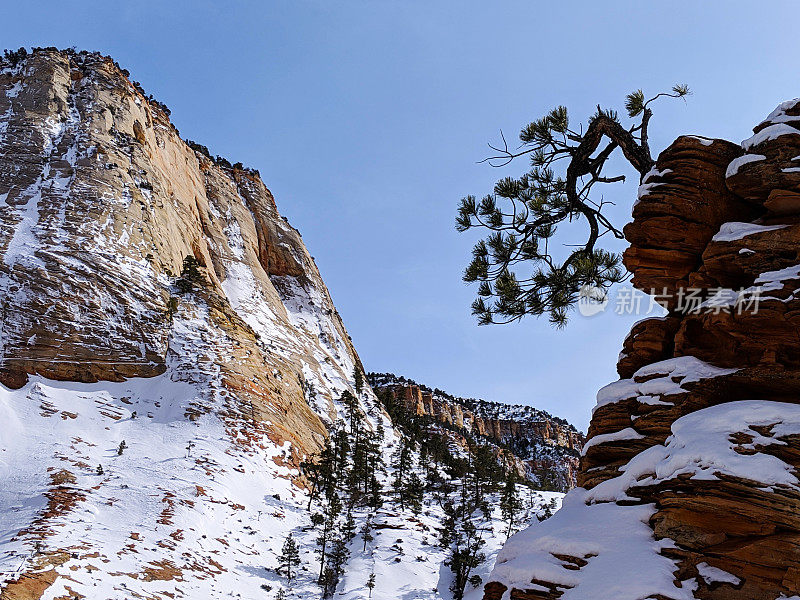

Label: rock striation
[483,101,800,599]
[369,373,583,491]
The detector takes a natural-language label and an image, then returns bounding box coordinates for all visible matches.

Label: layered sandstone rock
[484,100,800,599]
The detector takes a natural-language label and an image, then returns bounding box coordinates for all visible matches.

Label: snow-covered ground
[0,370,561,599]
[486,358,800,599]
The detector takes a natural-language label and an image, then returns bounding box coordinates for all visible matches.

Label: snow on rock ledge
[485,490,694,600]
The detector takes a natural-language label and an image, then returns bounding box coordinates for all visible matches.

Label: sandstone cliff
[0,47,373,599]
[0,47,367,452]
[483,102,800,599]
[370,373,583,490]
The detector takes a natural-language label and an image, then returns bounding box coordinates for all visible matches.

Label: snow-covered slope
[0,303,562,600]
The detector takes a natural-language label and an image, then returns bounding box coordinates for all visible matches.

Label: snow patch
[711,221,788,242]
[642,167,673,184]
[487,489,695,600]
[595,357,737,412]
[581,428,644,456]
[696,562,740,586]
[686,135,715,146]
[762,98,800,126]
[742,124,800,150]
[725,154,766,177]
[590,400,800,505]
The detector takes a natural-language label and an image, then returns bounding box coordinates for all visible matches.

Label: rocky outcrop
[483,101,800,599]
[370,373,584,490]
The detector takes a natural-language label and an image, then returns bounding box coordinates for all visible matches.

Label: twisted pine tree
[456,86,690,327]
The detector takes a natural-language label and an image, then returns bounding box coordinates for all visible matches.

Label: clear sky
[4,1,800,430]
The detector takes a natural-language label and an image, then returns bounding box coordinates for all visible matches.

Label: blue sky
[4,1,800,430]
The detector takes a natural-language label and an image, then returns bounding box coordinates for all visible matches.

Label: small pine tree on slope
[500,471,524,540]
[278,533,301,582]
[438,490,487,600]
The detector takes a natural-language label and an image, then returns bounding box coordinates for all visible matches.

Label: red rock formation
[622,136,756,309]
[373,378,584,490]
[0,48,365,460]
[484,101,800,599]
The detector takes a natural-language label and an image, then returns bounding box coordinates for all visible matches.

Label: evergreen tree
[500,471,523,539]
[539,496,558,520]
[176,255,204,293]
[342,510,357,542]
[470,442,500,499]
[314,493,341,582]
[342,391,361,437]
[405,471,425,514]
[329,534,350,582]
[456,87,690,327]
[364,437,385,503]
[320,566,337,599]
[301,438,336,509]
[438,490,486,600]
[425,463,443,495]
[353,367,364,396]
[332,424,351,487]
[535,466,560,492]
[360,516,374,552]
[319,524,351,598]
[366,572,376,598]
[391,439,412,510]
[347,438,367,507]
[278,533,301,582]
[375,418,385,442]
[368,473,383,510]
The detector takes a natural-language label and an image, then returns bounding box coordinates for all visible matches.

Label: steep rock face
[622,136,756,308]
[370,374,584,491]
[483,100,800,599]
[0,48,372,599]
[0,48,365,453]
